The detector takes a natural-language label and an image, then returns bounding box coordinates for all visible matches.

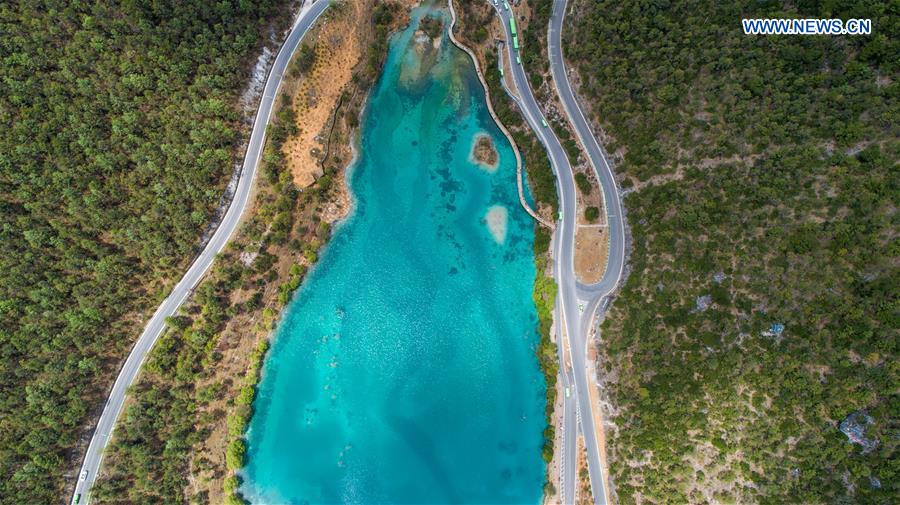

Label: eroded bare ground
[575,225,608,284]
[282,1,366,187]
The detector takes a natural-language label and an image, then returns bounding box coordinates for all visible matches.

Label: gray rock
[694,294,712,312]
[839,410,878,454]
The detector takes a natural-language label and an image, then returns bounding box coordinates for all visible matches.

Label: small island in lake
[471,132,499,172]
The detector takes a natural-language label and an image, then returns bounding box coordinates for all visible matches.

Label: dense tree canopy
[92,4,406,502]
[567,0,897,503]
[0,1,289,502]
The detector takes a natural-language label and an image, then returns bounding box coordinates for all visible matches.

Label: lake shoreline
[242,3,546,502]
[447,0,563,500]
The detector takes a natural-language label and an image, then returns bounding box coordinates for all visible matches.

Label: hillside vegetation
[92,3,405,503]
[566,0,897,503]
[0,1,288,502]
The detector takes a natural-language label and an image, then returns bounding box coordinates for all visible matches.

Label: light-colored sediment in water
[485,204,508,244]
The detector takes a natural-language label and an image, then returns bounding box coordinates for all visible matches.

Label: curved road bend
[493,3,608,504]
[70,2,331,503]
[547,0,627,502]
[549,0,625,300]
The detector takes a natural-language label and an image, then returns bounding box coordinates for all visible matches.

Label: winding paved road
[493,4,605,504]
[69,2,330,503]
[495,0,627,503]
[549,0,626,300]
[490,37,578,505]
[548,0,627,502]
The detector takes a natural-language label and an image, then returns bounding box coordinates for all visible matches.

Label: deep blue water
[243,7,545,504]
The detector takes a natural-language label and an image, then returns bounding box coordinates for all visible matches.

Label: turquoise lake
[243,6,545,503]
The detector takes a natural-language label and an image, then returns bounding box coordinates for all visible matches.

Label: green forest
[91,3,404,503]
[91,98,329,505]
[566,0,897,503]
[0,0,289,502]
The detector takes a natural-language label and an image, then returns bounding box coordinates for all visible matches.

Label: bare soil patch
[574,170,608,284]
[282,2,365,187]
[576,435,595,505]
[575,225,608,285]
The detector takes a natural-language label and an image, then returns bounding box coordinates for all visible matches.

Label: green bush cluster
[221,338,271,504]
[454,0,492,44]
[419,13,444,40]
[575,172,592,195]
[534,266,559,463]
[553,117,583,166]
[365,2,403,81]
[278,264,307,305]
[520,0,552,89]
[291,44,317,77]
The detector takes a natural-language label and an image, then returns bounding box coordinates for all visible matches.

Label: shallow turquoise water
[243,7,545,504]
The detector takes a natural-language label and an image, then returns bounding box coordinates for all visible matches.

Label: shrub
[575,172,592,195]
[225,439,246,471]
